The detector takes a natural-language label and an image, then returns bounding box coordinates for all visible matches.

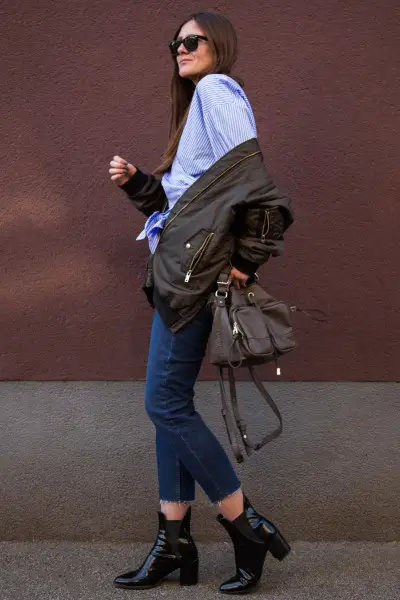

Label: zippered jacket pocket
[181,230,214,283]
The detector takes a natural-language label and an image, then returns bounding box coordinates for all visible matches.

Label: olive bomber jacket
[120,137,294,332]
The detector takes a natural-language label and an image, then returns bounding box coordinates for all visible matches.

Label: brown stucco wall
[1,1,399,381]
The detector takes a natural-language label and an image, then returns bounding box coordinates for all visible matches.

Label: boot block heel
[269,530,291,561]
[180,559,199,586]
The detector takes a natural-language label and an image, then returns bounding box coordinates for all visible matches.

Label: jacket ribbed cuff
[119,168,148,195]
[230,252,261,276]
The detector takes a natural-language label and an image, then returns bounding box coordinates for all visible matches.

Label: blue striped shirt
[136,74,257,252]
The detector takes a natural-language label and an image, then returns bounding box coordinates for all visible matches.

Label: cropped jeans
[144,303,241,504]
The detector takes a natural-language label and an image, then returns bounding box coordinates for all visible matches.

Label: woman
[108,11,293,595]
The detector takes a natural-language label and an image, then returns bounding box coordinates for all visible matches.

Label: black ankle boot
[242,494,291,560]
[216,496,290,595]
[114,506,199,589]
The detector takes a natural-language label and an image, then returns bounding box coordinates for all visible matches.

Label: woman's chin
[179,65,197,80]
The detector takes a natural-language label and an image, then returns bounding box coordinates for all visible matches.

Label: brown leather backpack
[208,270,326,463]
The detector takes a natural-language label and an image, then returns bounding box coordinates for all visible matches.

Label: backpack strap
[247,365,283,448]
[217,365,283,463]
[290,305,328,322]
[217,366,245,463]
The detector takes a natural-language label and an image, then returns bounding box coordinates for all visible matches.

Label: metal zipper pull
[184,270,192,283]
[261,209,270,243]
[275,357,281,375]
[233,321,239,336]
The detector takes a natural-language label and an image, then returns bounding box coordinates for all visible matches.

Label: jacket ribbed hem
[119,168,148,195]
[230,252,260,276]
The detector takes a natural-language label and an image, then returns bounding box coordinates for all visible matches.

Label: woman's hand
[109,155,137,186]
[229,266,249,289]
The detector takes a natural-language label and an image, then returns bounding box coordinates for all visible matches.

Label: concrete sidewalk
[1,541,399,600]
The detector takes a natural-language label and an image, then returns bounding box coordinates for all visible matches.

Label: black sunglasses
[168,35,209,57]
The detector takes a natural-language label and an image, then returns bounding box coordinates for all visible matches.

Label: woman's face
[175,20,215,84]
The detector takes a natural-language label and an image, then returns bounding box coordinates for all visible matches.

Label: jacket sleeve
[119,169,168,217]
[230,181,293,276]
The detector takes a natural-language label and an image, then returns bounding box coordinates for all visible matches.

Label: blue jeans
[145,304,241,504]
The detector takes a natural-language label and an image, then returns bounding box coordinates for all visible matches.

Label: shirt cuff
[230,252,260,276]
[119,168,148,195]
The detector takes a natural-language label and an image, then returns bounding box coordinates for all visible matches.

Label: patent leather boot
[114,506,198,589]
[217,495,290,594]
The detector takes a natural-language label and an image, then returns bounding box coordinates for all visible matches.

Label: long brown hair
[153,12,243,175]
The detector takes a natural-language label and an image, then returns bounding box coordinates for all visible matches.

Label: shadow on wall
[0,149,153,380]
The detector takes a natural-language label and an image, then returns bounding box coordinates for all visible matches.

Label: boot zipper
[184,232,214,282]
[161,151,261,238]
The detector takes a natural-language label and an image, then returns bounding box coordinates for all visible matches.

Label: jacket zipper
[261,209,270,242]
[161,150,262,238]
[184,232,214,282]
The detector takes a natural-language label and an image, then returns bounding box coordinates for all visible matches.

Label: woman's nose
[177,43,189,55]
